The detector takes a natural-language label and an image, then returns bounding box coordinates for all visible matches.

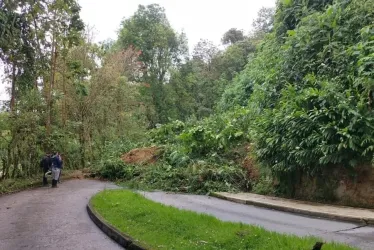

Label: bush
[97,158,127,180]
[119,161,251,194]
[150,108,251,162]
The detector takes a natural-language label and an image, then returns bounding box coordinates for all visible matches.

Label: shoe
[52,180,58,188]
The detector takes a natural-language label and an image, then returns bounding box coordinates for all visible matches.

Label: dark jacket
[40,156,52,172]
[51,155,62,169]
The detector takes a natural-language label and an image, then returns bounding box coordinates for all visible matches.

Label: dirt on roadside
[121,146,162,165]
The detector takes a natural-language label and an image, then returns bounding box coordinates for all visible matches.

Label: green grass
[91,190,357,250]
[0,177,42,195]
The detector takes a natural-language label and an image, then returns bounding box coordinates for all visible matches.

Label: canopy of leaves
[222,28,246,45]
[117,4,188,125]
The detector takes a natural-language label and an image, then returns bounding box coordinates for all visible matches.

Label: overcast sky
[0,0,276,101]
[79,0,275,48]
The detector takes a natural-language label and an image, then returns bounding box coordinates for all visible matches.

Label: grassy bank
[0,170,84,195]
[91,190,356,250]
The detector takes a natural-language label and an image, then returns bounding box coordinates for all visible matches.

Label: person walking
[51,152,62,188]
[40,153,52,186]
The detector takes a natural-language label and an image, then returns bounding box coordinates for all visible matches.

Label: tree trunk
[11,155,18,179]
[47,37,57,135]
[79,106,86,169]
[10,59,16,112]
[1,158,7,180]
[62,64,67,127]
[80,126,86,169]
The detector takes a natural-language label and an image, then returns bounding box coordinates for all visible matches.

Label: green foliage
[149,120,185,144]
[94,139,139,180]
[117,4,188,125]
[4,0,374,204]
[97,159,127,180]
[274,0,333,40]
[222,28,246,45]
[121,162,250,194]
[251,175,274,195]
[95,107,254,194]
[218,0,374,196]
[150,108,251,160]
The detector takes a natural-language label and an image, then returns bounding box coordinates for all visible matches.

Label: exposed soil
[242,156,260,181]
[237,144,260,181]
[121,146,162,165]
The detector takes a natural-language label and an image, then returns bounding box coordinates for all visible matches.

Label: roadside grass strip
[91,190,356,250]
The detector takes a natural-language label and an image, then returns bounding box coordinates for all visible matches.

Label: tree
[192,39,220,70]
[0,0,86,176]
[274,0,333,40]
[117,4,188,125]
[0,1,40,111]
[251,7,275,39]
[44,0,84,136]
[222,28,246,45]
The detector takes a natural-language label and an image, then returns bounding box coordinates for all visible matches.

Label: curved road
[0,180,122,250]
[0,180,373,250]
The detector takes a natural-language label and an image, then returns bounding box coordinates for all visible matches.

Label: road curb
[210,192,373,225]
[87,200,148,250]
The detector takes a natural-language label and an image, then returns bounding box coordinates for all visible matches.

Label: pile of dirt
[121,146,162,165]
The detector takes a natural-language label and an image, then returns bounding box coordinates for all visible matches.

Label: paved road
[1,180,373,250]
[0,179,121,250]
[142,192,374,250]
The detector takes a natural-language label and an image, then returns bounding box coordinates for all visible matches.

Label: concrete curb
[211,192,374,225]
[86,200,148,250]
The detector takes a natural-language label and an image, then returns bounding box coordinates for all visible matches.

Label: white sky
[79,0,275,49]
[0,0,276,101]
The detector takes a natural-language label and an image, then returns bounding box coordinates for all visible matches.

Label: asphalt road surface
[0,179,122,250]
[1,179,373,250]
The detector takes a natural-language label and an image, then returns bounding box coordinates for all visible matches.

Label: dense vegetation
[91,190,356,250]
[1,0,374,201]
[0,0,146,179]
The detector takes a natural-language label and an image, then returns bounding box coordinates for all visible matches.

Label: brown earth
[242,156,260,181]
[295,165,374,208]
[121,146,162,165]
[238,144,260,181]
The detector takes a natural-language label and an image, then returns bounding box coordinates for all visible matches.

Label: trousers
[51,167,61,181]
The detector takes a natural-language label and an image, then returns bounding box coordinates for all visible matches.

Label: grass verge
[0,170,83,195]
[91,190,356,250]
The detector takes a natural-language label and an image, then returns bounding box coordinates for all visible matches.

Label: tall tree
[252,7,275,36]
[192,39,220,71]
[117,4,188,126]
[44,0,84,135]
[222,28,246,45]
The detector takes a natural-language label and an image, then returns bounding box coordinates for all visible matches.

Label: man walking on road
[51,152,62,188]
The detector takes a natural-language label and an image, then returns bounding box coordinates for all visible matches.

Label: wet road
[0,179,121,250]
[1,180,373,250]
